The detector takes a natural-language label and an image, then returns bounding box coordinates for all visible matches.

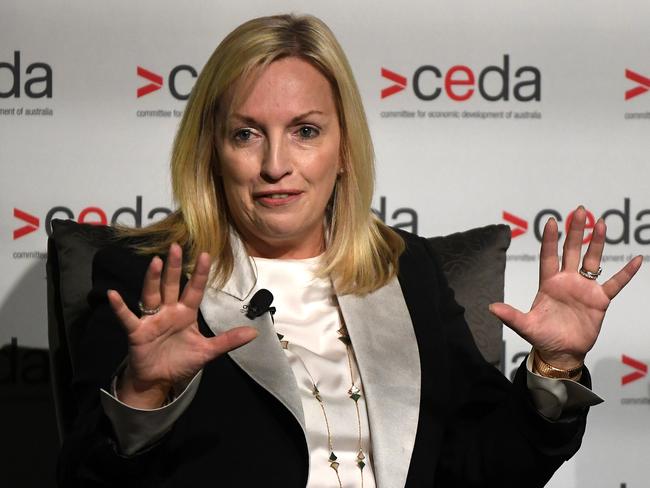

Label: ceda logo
[12,196,171,239]
[136,64,197,100]
[502,199,650,245]
[381,55,541,102]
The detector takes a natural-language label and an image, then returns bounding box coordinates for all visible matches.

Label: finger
[602,255,643,299]
[181,252,211,310]
[562,206,586,271]
[489,303,531,341]
[107,289,141,333]
[581,218,606,274]
[202,326,259,361]
[162,243,182,305]
[140,256,163,310]
[539,217,559,285]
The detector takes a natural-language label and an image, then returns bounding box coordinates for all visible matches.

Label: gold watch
[532,349,583,380]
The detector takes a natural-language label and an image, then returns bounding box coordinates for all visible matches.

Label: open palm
[490,207,642,369]
[107,243,257,408]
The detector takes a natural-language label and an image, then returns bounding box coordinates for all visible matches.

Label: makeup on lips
[254,190,304,207]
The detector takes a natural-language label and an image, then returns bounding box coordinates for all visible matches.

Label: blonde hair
[126,14,404,295]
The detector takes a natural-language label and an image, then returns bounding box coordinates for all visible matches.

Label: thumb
[204,326,259,361]
[489,302,528,336]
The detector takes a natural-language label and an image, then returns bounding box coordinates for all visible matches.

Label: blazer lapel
[199,235,305,431]
[338,277,421,488]
[199,233,420,487]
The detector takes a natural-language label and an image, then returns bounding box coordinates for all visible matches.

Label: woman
[59,14,641,488]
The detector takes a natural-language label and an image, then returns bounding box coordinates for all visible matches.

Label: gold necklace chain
[277,323,365,488]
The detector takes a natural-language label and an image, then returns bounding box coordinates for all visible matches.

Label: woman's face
[217,57,342,259]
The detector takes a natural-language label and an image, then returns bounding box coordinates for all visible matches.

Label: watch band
[532,349,583,380]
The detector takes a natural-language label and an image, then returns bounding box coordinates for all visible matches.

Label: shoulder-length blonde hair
[127,13,404,295]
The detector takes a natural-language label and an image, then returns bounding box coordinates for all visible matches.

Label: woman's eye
[297,126,319,139]
[233,129,253,142]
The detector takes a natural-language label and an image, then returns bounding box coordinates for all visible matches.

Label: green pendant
[348,385,361,401]
[357,450,366,470]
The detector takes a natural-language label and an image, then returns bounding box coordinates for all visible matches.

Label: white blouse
[251,255,376,488]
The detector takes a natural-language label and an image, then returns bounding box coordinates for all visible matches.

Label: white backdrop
[1,1,649,487]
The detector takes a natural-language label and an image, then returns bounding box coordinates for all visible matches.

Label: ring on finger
[579,266,602,280]
[138,301,161,315]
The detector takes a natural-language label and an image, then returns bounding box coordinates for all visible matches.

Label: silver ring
[579,266,602,280]
[138,300,161,315]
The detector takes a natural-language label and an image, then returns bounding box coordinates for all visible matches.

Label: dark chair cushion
[428,224,511,369]
[47,219,116,440]
[47,219,510,441]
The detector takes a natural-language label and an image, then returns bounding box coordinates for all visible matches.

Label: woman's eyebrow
[228,110,326,126]
[288,110,325,124]
[228,113,259,126]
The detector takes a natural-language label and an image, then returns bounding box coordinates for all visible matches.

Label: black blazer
[58,230,588,487]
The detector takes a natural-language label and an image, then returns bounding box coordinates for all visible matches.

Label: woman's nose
[261,136,293,181]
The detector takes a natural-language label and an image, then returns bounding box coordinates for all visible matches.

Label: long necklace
[277,323,366,488]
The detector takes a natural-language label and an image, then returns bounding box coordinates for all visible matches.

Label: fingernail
[168,248,182,265]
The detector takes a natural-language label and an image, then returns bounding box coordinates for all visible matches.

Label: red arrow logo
[137,66,163,98]
[622,355,648,385]
[13,208,40,240]
[502,211,528,238]
[381,68,407,99]
[625,69,650,100]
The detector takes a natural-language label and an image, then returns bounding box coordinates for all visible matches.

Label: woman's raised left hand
[489,206,643,370]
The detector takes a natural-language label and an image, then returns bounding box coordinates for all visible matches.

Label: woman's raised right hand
[107,243,258,409]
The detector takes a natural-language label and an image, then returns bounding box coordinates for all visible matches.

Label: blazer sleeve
[57,244,183,487]
[99,368,202,456]
[58,243,310,488]
[400,233,590,488]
